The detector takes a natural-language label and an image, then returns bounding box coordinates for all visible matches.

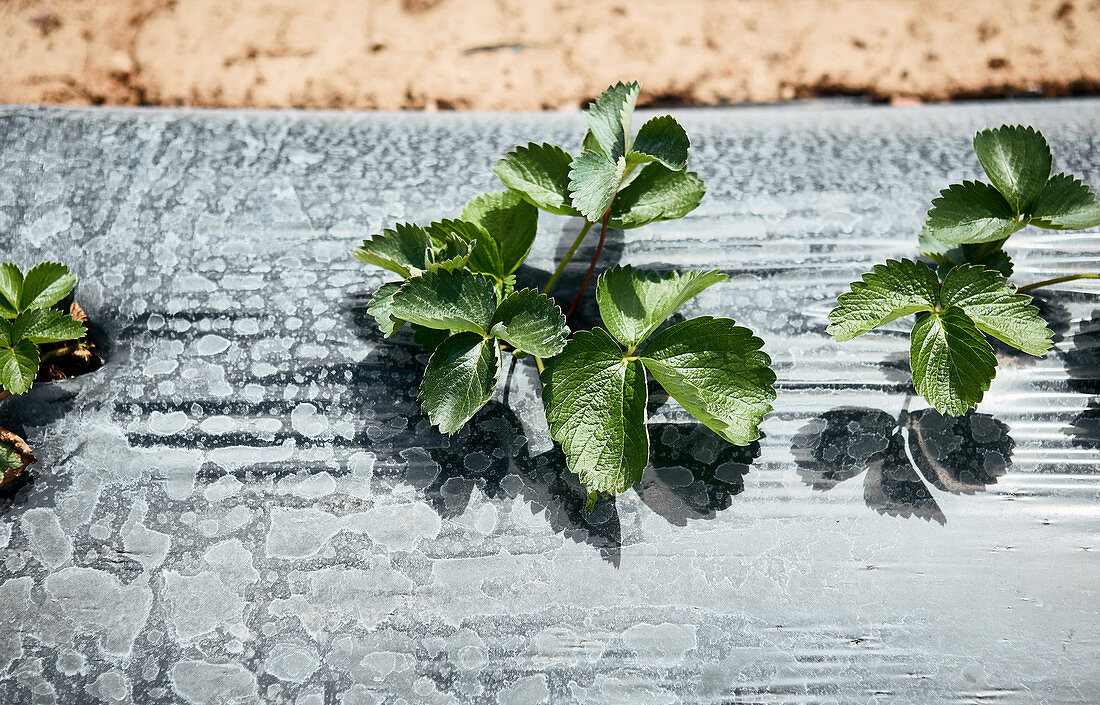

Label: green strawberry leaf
[353,223,434,277]
[911,306,997,416]
[640,316,776,445]
[628,115,689,171]
[608,164,705,229]
[389,269,497,335]
[596,266,728,350]
[918,231,1014,278]
[0,263,21,320]
[582,129,602,155]
[940,265,1053,356]
[367,282,405,337]
[428,219,502,281]
[973,125,1052,214]
[493,142,579,217]
[827,259,939,341]
[420,332,500,434]
[923,181,1025,245]
[19,262,76,313]
[541,328,649,494]
[461,191,539,274]
[0,339,40,395]
[501,273,517,300]
[489,289,568,357]
[412,323,450,353]
[14,308,86,344]
[568,150,626,221]
[1029,173,1100,230]
[0,439,22,472]
[425,222,477,273]
[584,81,640,161]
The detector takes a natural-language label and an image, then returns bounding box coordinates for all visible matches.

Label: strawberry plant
[356,81,777,507]
[829,125,1100,415]
[0,262,89,487]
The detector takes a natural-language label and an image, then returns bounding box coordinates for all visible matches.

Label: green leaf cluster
[542,266,776,494]
[387,269,568,433]
[828,259,1051,415]
[493,81,705,228]
[356,191,565,434]
[353,81,777,506]
[922,125,1100,271]
[0,262,86,395]
[833,124,1096,416]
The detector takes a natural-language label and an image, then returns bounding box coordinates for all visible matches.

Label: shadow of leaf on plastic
[1059,309,1100,451]
[347,313,625,565]
[635,423,758,526]
[402,398,623,566]
[792,407,1014,524]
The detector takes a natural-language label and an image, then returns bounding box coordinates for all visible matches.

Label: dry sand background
[2,0,1099,110]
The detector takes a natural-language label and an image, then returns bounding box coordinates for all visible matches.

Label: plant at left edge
[354,81,778,509]
[0,262,90,487]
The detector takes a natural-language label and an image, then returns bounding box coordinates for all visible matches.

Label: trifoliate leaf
[389,269,496,335]
[568,151,626,221]
[461,191,539,274]
[940,265,1053,356]
[827,259,939,341]
[584,81,640,161]
[428,219,502,280]
[0,263,21,320]
[1029,173,1100,230]
[13,308,86,344]
[923,181,1025,245]
[911,307,997,416]
[488,289,568,358]
[973,125,1052,214]
[493,143,579,217]
[608,164,705,229]
[918,231,1014,278]
[0,339,40,395]
[19,262,76,313]
[596,265,727,350]
[420,332,500,434]
[541,328,649,494]
[367,282,405,337]
[640,317,776,445]
[628,115,689,171]
[353,223,434,277]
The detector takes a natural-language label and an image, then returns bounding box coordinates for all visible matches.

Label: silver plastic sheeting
[0,101,1098,704]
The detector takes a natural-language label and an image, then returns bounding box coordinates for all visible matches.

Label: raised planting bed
[0,99,1098,704]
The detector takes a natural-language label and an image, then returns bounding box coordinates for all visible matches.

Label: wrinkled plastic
[0,102,1097,704]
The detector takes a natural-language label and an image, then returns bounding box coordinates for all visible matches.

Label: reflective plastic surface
[1,102,1098,704]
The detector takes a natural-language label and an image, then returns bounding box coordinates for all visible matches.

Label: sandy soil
[2,0,1099,110]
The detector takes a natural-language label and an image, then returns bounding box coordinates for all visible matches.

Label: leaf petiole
[1017,272,1100,293]
[566,211,611,318]
[543,220,594,295]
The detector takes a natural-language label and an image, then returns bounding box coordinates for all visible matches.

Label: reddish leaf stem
[567,210,610,319]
